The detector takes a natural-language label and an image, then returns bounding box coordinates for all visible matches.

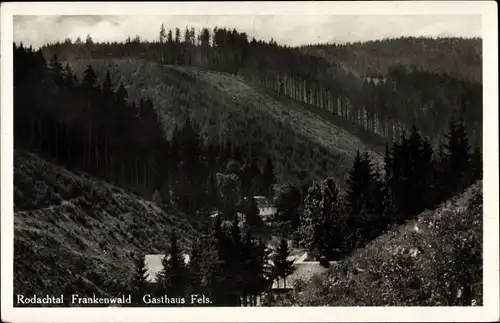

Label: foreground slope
[67,59,384,189]
[14,149,198,302]
[279,181,483,306]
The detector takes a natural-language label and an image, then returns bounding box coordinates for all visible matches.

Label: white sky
[13,15,482,48]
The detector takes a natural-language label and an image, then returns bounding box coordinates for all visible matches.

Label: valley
[12,27,483,307]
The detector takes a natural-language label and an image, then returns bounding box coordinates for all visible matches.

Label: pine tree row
[41,27,482,146]
[129,223,296,306]
[297,120,482,260]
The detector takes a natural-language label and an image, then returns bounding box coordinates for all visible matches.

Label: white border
[1,2,499,322]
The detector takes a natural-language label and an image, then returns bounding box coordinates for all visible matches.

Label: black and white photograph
[1,2,499,322]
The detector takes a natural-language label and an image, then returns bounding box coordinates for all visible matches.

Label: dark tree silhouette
[130,253,150,306]
[272,238,295,289]
[158,231,188,299]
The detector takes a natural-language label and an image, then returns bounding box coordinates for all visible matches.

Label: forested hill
[67,58,384,172]
[300,37,482,83]
[14,42,383,214]
[39,31,483,148]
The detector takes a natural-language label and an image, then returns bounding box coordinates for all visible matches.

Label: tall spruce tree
[211,215,236,305]
[167,29,173,43]
[433,141,448,205]
[188,229,220,302]
[171,118,206,212]
[175,28,181,43]
[130,253,149,306]
[346,150,378,241]
[159,230,188,299]
[444,118,472,194]
[407,123,424,214]
[382,141,395,220]
[159,23,167,43]
[346,150,364,215]
[420,136,435,209]
[48,54,64,89]
[63,63,76,88]
[225,218,244,305]
[241,231,270,306]
[272,238,295,289]
[82,64,97,90]
[390,133,412,219]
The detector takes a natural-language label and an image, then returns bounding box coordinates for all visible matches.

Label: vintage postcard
[1,1,499,322]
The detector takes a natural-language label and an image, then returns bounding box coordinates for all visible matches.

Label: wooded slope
[67,58,384,189]
[14,149,198,302]
[301,37,482,83]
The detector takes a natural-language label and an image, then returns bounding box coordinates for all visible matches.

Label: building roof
[254,196,274,208]
[144,254,190,283]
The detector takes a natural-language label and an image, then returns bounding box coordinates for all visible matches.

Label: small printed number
[471,300,476,306]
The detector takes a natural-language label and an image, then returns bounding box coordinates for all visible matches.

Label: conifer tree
[371,164,386,231]
[188,229,220,300]
[159,23,167,43]
[407,123,424,214]
[48,54,64,89]
[345,150,382,245]
[382,141,394,216]
[444,118,472,194]
[420,136,435,209]
[170,118,206,212]
[102,71,113,95]
[175,28,181,43]
[159,230,188,299]
[346,150,364,215]
[240,231,271,306]
[389,133,412,219]
[167,29,173,44]
[272,238,295,289]
[82,65,97,90]
[432,141,448,204]
[219,218,243,305]
[240,230,255,306]
[260,158,276,198]
[361,151,377,212]
[130,253,149,306]
[63,63,76,88]
[470,145,482,181]
[189,234,204,293]
[200,28,211,47]
[116,82,128,106]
